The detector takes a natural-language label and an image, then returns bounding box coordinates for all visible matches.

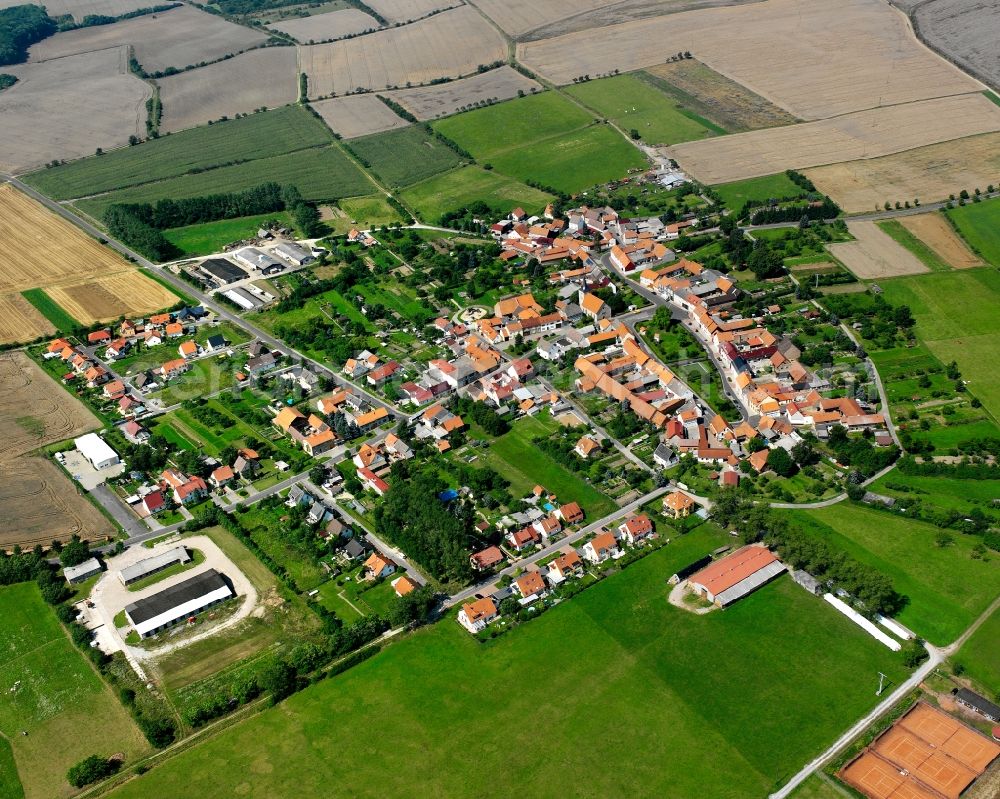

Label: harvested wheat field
[898,212,984,269]
[300,6,505,97]
[643,60,797,131]
[829,221,928,279]
[365,0,459,24]
[28,5,267,73]
[0,47,149,173]
[668,93,1000,184]
[518,0,980,120]
[310,94,409,138]
[469,0,607,38]
[0,183,134,293]
[805,132,1000,212]
[912,0,1000,91]
[1,0,151,18]
[47,272,179,325]
[267,7,380,41]
[386,66,542,120]
[0,354,113,546]
[157,47,298,133]
[0,458,114,547]
[0,294,55,345]
[0,185,179,327]
[0,353,99,464]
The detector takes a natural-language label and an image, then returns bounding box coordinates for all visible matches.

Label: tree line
[0,5,57,65]
[103,182,322,261]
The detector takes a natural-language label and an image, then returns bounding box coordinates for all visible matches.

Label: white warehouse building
[74,433,120,470]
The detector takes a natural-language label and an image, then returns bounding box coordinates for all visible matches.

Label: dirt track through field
[517,0,981,120]
[898,212,984,269]
[666,94,1000,184]
[828,220,929,279]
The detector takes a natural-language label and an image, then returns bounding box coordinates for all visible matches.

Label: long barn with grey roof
[125,569,234,639]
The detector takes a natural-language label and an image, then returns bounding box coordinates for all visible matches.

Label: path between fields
[770,593,1000,798]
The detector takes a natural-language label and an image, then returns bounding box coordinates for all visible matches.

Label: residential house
[579,292,611,322]
[583,531,619,564]
[391,575,418,597]
[514,571,547,603]
[507,526,541,552]
[142,489,166,516]
[548,550,583,583]
[210,465,235,488]
[574,436,601,459]
[663,490,695,519]
[362,551,396,581]
[232,448,260,479]
[159,358,189,379]
[367,361,401,386]
[470,546,504,571]
[358,467,389,496]
[458,597,497,633]
[556,501,584,524]
[618,514,654,545]
[178,340,198,359]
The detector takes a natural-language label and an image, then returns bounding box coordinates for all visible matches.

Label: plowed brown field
[898,212,984,269]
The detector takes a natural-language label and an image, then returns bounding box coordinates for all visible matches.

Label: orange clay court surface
[839,703,1000,799]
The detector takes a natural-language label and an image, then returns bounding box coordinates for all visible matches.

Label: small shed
[792,569,822,595]
[64,557,102,584]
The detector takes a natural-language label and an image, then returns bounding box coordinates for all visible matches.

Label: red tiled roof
[690,546,779,597]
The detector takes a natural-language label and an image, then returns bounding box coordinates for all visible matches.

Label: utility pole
[876,672,888,696]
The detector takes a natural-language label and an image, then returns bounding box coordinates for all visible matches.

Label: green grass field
[346,126,464,188]
[432,91,593,159]
[877,220,951,272]
[236,506,326,591]
[564,74,721,145]
[788,774,844,799]
[789,504,1000,645]
[945,199,1000,265]
[953,604,1000,693]
[162,212,296,257]
[332,195,406,233]
[0,583,148,799]
[20,288,81,332]
[75,146,371,221]
[473,415,615,519]
[400,166,552,222]
[712,173,805,209]
[868,471,1000,515]
[880,270,1000,420]
[487,124,646,195]
[24,106,332,200]
[106,530,907,799]
[0,737,22,799]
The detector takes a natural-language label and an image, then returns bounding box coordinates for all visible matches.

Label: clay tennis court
[839,703,1000,799]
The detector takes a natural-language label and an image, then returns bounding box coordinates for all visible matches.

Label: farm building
[124,568,234,639]
[687,545,785,607]
[74,433,120,470]
[956,689,1000,723]
[273,242,315,265]
[233,247,282,272]
[221,287,264,310]
[118,546,191,586]
[199,258,247,285]
[63,557,102,584]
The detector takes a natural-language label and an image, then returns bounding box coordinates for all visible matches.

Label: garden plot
[518,0,980,120]
[267,7,380,41]
[912,0,1000,91]
[0,47,149,173]
[311,94,409,138]
[157,47,298,133]
[300,6,505,97]
[386,66,542,120]
[804,132,1000,213]
[667,94,1000,184]
[28,5,267,73]
[897,213,983,269]
[364,0,459,24]
[828,221,928,279]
